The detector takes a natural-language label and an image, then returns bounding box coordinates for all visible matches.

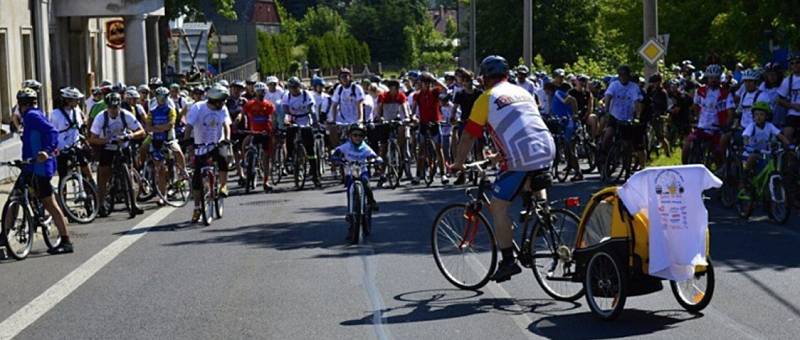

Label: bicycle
[56,141,99,223]
[416,122,440,187]
[148,141,191,207]
[546,116,576,183]
[1,160,62,260]
[195,143,226,226]
[271,127,287,185]
[314,127,327,182]
[101,139,139,218]
[685,127,718,169]
[288,124,312,190]
[602,120,641,183]
[240,130,267,194]
[737,145,790,224]
[431,161,584,301]
[718,129,744,208]
[335,159,377,244]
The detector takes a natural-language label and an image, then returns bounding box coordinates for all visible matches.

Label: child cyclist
[330,123,383,241]
[741,101,791,178]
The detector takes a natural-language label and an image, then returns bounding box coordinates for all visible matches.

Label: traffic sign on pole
[638,38,666,65]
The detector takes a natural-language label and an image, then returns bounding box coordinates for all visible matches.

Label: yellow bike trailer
[570,186,714,320]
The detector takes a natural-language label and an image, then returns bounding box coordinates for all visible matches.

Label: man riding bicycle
[52,87,93,182]
[681,64,735,165]
[601,65,644,166]
[452,55,555,282]
[242,82,276,192]
[411,71,450,185]
[282,76,321,187]
[147,87,190,205]
[89,93,146,217]
[185,85,232,222]
[329,68,365,147]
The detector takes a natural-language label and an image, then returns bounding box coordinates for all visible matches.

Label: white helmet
[125,89,141,99]
[705,64,723,77]
[217,79,230,88]
[154,86,170,98]
[22,79,42,91]
[207,84,230,101]
[741,69,760,81]
[59,87,84,100]
[266,76,279,85]
[254,82,268,94]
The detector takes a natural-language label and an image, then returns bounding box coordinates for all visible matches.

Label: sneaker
[98,206,110,218]
[411,177,421,185]
[441,174,450,185]
[191,209,202,223]
[263,182,273,193]
[453,174,466,185]
[345,226,356,243]
[219,185,229,197]
[47,241,74,255]
[132,206,145,215]
[492,259,522,282]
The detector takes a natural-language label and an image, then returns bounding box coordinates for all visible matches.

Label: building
[175,22,214,75]
[201,0,280,73]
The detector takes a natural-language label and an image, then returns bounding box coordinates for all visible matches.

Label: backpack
[336,84,358,121]
[101,110,129,137]
[55,108,80,133]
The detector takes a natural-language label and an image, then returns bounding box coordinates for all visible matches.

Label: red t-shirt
[244,99,275,132]
[378,91,407,104]
[416,88,443,123]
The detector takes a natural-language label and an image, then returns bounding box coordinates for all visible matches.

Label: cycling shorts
[251,134,272,154]
[687,128,722,152]
[192,146,230,190]
[417,123,442,145]
[492,171,528,201]
[18,172,54,199]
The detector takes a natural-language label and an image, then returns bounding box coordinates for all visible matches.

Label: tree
[297,5,350,41]
[164,0,237,20]
[345,0,429,65]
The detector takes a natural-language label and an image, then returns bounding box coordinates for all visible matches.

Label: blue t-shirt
[551,89,573,118]
[22,107,58,177]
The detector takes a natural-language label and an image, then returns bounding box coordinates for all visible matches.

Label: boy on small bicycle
[330,123,383,241]
[741,102,791,177]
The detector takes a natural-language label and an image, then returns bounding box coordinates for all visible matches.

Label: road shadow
[529,308,701,339]
[340,289,580,326]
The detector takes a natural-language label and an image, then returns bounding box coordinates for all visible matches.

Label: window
[580,199,613,248]
[0,30,9,124]
[21,29,34,80]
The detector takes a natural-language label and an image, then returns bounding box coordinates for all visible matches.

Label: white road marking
[0,207,176,340]
[359,247,392,340]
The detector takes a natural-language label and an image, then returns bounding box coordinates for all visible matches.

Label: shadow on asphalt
[529,308,701,339]
[340,288,581,326]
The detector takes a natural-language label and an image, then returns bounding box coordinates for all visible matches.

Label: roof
[252,0,281,25]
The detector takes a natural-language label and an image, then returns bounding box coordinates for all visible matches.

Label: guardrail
[214,59,259,83]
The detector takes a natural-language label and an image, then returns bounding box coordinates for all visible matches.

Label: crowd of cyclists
[6,50,800,253]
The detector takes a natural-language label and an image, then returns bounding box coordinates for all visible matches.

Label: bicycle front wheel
[58,172,98,223]
[2,199,34,260]
[530,208,584,301]
[431,204,497,290]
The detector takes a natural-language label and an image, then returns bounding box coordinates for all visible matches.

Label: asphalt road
[0,168,798,339]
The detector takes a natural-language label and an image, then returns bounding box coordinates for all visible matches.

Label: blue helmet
[311,76,325,87]
[479,55,509,77]
[407,70,421,81]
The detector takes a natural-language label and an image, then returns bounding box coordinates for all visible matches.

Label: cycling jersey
[149,104,177,141]
[244,99,275,132]
[440,104,456,136]
[282,90,316,126]
[778,74,800,117]
[416,88,443,123]
[90,109,142,150]
[377,91,407,121]
[89,100,107,120]
[331,83,364,124]
[516,79,537,95]
[312,91,331,123]
[332,141,379,177]
[694,86,734,130]
[454,88,483,122]
[604,80,642,121]
[742,122,780,154]
[21,107,58,178]
[363,94,376,122]
[551,89,573,118]
[186,101,231,145]
[149,97,175,112]
[50,107,84,149]
[465,81,554,172]
[737,89,763,128]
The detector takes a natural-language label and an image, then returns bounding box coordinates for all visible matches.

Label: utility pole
[523,0,533,67]
[643,0,658,77]
[470,0,477,73]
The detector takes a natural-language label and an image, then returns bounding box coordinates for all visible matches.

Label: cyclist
[52,87,93,182]
[330,123,382,242]
[243,82,275,192]
[735,69,765,129]
[265,76,285,127]
[147,87,190,205]
[451,55,555,282]
[601,65,643,163]
[329,68,365,148]
[514,65,536,95]
[16,88,74,254]
[226,80,248,181]
[439,93,458,165]
[89,93,146,217]
[452,69,484,184]
[169,83,188,113]
[88,83,113,124]
[282,77,320,187]
[86,87,103,116]
[375,79,411,180]
[244,79,256,100]
[311,77,332,126]
[778,54,800,142]
[682,64,735,165]
[646,74,670,157]
[185,85,232,222]
[411,71,450,185]
[741,102,791,178]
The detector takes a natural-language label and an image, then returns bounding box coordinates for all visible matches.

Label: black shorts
[786,115,800,130]
[56,146,90,178]
[18,173,54,199]
[286,126,315,158]
[96,147,131,167]
[368,123,391,146]
[192,146,230,190]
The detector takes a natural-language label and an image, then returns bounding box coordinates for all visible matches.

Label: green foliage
[257,31,296,76]
[165,0,237,20]
[403,15,456,72]
[345,0,430,65]
[297,5,350,41]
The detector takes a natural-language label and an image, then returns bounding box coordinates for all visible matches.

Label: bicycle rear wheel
[387,142,401,189]
[58,172,98,223]
[272,145,285,185]
[553,138,570,183]
[136,162,156,202]
[424,141,436,187]
[768,173,789,224]
[40,209,62,250]
[121,165,137,218]
[530,208,584,301]
[1,199,34,260]
[431,204,497,290]
[602,144,621,183]
[294,147,307,190]
[159,174,191,207]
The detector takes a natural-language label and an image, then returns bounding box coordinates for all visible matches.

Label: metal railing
[214,59,259,83]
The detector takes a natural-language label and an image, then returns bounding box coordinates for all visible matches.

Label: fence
[214,59,259,83]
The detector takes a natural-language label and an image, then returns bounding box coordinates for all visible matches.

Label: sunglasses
[351,133,365,137]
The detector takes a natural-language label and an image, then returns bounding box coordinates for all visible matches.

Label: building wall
[0,0,35,124]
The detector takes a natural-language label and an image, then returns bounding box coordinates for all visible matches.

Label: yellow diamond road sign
[638,39,665,64]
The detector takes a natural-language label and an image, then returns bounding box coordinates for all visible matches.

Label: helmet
[311,76,325,87]
[763,62,780,72]
[577,74,590,82]
[788,53,800,63]
[105,92,122,107]
[148,77,163,86]
[287,77,302,88]
[339,68,352,76]
[741,69,760,81]
[100,80,113,87]
[21,79,42,91]
[265,76,279,85]
[553,68,566,77]
[125,89,140,99]
[443,71,456,79]
[60,87,84,100]
[206,84,230,101]
[16,88,38,103]
[217,79,230,88]
[91,87,102,96]
[407,70,420,81]
[648,73,663,83]
[704,64,723,77]
[348,123,366,135]
[245,79,256,85]
[515,65,530,75]
[254,82,268,94]
[137,84,150,93]
[231,80,246,88]
[385,79,400,88]
[617,65,632,76]
[752,101,771,114]
[112,82,126,93]
[191,86,205,95]
[479,55,509,77]
[154,87,170,98]
[169,83,180,90]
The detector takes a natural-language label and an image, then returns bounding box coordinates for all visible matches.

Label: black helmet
[105,92,122,107]
[479,55,509,77]
[348,123,366,135]
[16,88,38,105]
[287,77,302,88]
[617,65,632,76]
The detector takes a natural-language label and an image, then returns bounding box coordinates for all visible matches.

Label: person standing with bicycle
[147,87,189,205]
[411,72,450,185]
[17,88,74,254]
[451,56,555,282]
[89,93,146,217]
[185,85,232,222]
[52,87,93,182]
[282,77,320,187]
[243,82,276,192]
